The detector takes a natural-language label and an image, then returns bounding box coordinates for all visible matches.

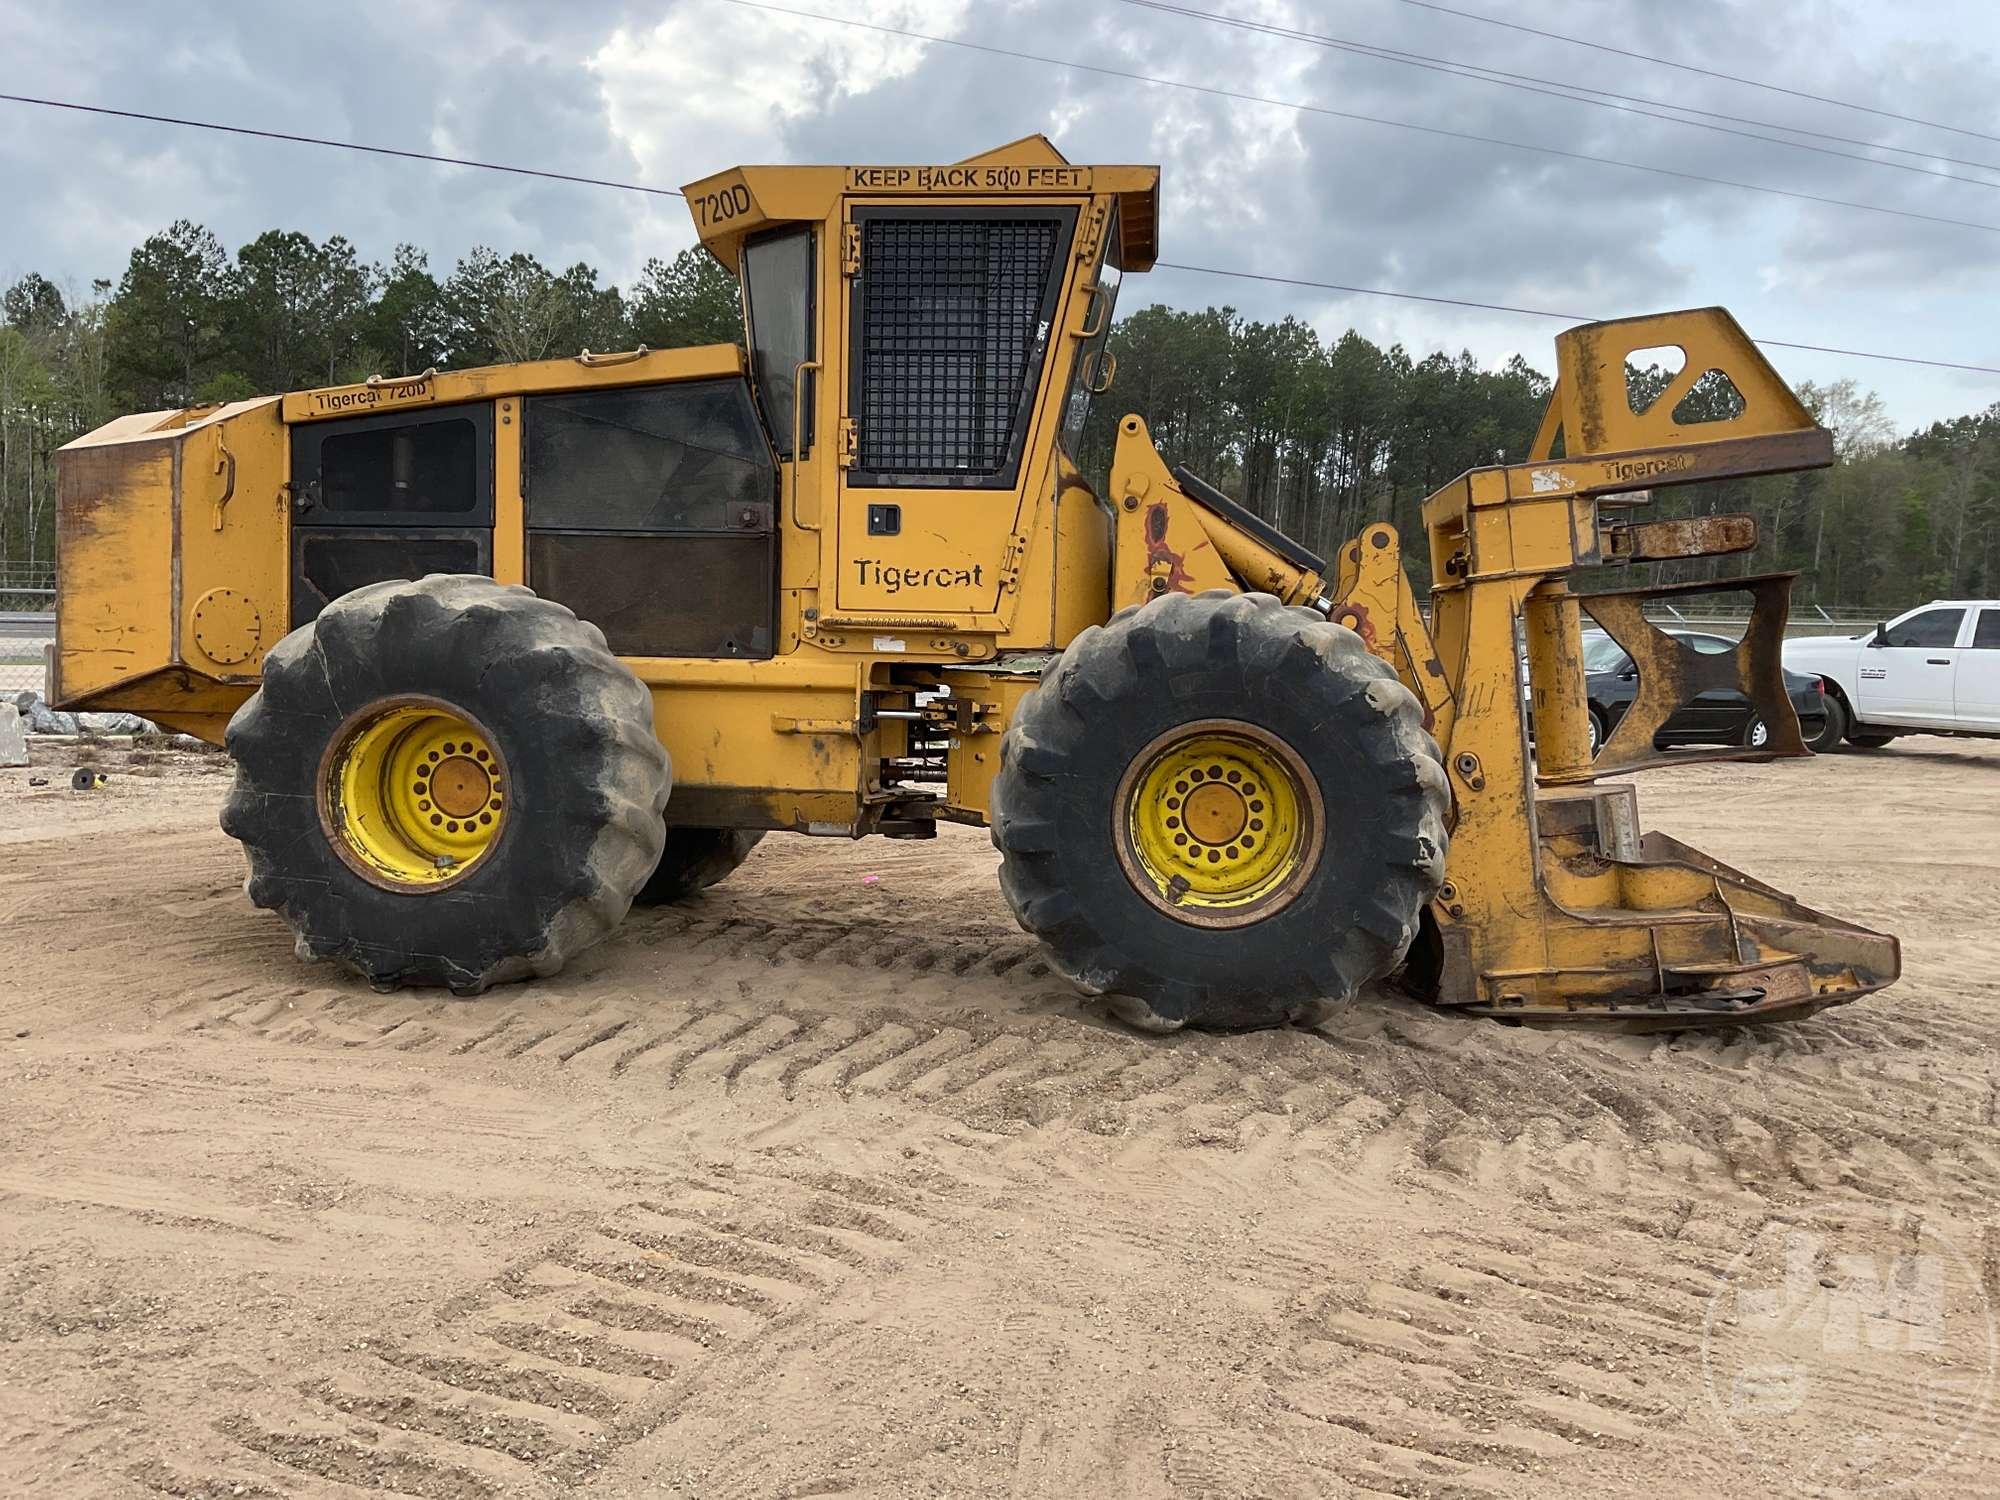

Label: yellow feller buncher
[54,137,1898,1029]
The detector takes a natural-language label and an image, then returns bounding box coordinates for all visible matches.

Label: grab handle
[210,440,236,532]
[789,359,823,532]
[575,346,652,368]
[1074,281,1110,340]
[366,367,437,388]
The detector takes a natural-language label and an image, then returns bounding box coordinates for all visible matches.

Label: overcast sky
[4,0,1997,429]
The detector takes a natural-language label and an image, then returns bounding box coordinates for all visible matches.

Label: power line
[1387,0,2000,148]
[2,87,1994,378]
[1117,0,2000,186]
[0,93,688,199]
[715,0,2000,236]
[1153,263,2000,376]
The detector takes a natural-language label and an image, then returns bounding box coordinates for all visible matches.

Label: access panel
[288,403,495,626]
[524,379,776,659]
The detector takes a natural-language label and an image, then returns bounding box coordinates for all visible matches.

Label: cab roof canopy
[683,134,1159,274]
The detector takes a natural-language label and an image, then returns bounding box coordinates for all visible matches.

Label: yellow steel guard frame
[1382,309,1896,1024]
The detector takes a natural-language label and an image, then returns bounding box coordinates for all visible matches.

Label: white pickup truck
[1783,600,2000,748]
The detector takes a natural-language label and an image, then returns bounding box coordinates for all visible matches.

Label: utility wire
[1117,0,2000,185]
[0,92,688,199]
[1153,263,2000,376]
[714,0,2000,236]
[3,89,1995,377]
[1388,0,2000,148]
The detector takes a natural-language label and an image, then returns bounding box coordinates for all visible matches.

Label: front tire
[990,591,1449,1031]
[221,575,670,994]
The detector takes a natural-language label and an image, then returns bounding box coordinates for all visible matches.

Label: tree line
[1076,306,2000,608]
[0,226,738,576]
[4,221,1996,612]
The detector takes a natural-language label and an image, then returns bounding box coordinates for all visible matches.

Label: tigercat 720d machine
[55,136,1897,1030]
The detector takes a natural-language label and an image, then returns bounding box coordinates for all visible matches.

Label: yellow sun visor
[684,134,1159,272]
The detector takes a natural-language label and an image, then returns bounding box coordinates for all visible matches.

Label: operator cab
[264,140,1160,675]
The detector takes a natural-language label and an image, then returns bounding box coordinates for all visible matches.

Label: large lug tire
[220,575,670,994]
[634,827,766,905]
[990,590,1450,1032]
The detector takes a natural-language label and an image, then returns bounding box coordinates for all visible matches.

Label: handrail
[788,358,823,533]
[365,367,437,388]
[1073,280,1111,340]
[575,346,652,367]
[210,440,236,532]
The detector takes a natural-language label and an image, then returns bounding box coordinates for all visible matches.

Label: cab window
[1883,608,1964,648]
[848,205,1077,489]
[311,414,484,516]
[1973,610,2000,649]
[742,227,814,458]
[1061,207,1122,455]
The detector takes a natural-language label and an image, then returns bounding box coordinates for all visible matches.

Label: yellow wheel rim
[321,700,507,889]
[1115,719,1322,928]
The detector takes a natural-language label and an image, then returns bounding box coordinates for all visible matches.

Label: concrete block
[0,703,26,767]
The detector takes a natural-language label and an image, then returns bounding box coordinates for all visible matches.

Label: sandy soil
[2,733,1997,1499]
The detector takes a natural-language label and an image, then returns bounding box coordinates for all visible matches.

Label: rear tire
[991,591,1449,1032]
[1805,695,1845,753]
[635,828,765,904]
[221,575,670,994]
[1845,733,1896,749]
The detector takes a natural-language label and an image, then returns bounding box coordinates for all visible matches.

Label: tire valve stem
[434,855,456,869]
[1164,874,1191,904]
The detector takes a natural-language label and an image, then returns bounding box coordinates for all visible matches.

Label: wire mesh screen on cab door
[850,207,1075,489]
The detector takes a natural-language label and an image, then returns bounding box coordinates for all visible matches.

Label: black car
[1581,629,1834,754]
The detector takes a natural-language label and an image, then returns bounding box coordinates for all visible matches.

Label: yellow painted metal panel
[1048,470,1112,649]
[55,435,177,703]
[281,345,745,425]
[178,401,288,685]
[686,136,1158,273]
[493,398,524,585]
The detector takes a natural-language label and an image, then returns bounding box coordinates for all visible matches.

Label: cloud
[0,0,1994,424]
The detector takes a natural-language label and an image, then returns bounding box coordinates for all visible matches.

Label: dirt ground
[2,733,1996,1499]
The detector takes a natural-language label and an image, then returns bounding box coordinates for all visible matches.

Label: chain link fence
[1,586,54,699]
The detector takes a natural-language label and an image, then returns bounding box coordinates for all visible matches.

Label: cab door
[1958,608,2000,730]
[833,203,1080,624]
[1856,605,1964,725]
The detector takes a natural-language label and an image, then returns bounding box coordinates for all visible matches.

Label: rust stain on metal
[1607,513,1757,561]
[1581,573,1804,775]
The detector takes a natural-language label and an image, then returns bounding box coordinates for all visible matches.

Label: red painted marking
[1333,600,1377,646]
[1143,502,1198,593]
